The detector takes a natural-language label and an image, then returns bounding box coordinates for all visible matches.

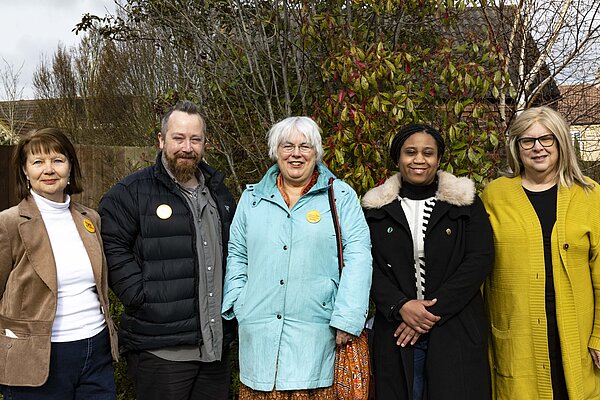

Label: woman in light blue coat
[222,116,372,399]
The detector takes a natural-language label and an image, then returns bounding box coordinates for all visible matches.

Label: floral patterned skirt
[238,383,335,400]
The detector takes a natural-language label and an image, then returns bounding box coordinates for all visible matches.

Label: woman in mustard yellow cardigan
[482,106,600,400]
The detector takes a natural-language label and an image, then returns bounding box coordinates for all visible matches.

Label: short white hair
[267,116,324,161]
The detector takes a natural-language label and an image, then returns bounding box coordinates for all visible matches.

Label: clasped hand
[395,298,441,347]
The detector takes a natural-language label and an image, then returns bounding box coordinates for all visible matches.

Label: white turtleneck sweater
[31,191,106,342]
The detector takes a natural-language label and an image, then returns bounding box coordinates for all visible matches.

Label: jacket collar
[17,196,103,294]
[18,197,58,293]
[362,170,475,209]
[69,203,104,290]
[252,162,336,199]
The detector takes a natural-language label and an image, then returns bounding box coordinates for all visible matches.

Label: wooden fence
[0,145,156,211]
[0,146,15,211]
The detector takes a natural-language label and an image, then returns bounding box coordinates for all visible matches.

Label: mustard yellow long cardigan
[482,176,600,400]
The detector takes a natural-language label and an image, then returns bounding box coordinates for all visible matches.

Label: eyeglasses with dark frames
[517,134,556,150]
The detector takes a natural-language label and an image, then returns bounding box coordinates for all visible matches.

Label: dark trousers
[126,347,231,400]
[0,328,116,400]
[547,311,569,399]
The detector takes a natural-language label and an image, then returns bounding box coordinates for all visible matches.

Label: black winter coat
[362,171,493,400]
[99,153,236,352]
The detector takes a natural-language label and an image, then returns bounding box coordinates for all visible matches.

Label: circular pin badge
[306,210,321,223]
[83,219,96,233]
[156,204,173,220]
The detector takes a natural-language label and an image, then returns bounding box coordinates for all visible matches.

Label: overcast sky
[0,0,116,100]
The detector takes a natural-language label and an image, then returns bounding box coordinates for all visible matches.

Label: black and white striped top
[399,195,437,300]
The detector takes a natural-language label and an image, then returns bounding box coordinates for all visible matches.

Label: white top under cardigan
[31,190,105,342]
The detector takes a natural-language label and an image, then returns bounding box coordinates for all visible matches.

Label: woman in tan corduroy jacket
[482,107,600,400]
[0,129,118,399]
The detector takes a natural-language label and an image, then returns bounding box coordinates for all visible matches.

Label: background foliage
[71,0,509,196]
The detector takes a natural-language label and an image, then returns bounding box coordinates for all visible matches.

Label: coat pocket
[489,325,514,377]
[489,325,534,378]
[0,332,51,386]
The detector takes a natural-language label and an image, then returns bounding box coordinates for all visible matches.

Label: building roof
[0,99,39,136]
[558,84,600,126]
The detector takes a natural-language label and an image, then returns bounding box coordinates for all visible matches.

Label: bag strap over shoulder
[328,177,344,273]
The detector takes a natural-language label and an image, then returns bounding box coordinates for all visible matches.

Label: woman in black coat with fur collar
[362,124,493,400]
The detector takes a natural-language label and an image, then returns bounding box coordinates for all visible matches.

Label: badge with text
[156,204,173,220]
[83,219,96,233]
[306,210,321,223]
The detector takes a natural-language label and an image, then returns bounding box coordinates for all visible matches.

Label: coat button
[563,243,569,250]
[446,228,452,235]
[283,245,288,250]
[280,280,284,285]
[277,314,282,319]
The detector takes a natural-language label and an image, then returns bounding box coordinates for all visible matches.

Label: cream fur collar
[362,170,475,209]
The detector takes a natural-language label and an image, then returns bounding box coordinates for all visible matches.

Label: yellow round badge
[83,219,96,233]
[156,204,173,220]
[306,210,321,223]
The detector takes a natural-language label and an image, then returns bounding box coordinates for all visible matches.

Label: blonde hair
[505,106,594,191]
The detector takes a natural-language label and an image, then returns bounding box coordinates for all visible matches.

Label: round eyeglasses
[517,134,556,150]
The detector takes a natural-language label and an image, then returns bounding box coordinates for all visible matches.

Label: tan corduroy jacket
[0,196,118,387]
[482,176,600,400]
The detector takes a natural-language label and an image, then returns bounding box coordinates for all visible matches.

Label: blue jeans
[412,339,428,400]
[0,328,116,400]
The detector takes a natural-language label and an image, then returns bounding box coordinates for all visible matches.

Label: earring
[26,178,31,190]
